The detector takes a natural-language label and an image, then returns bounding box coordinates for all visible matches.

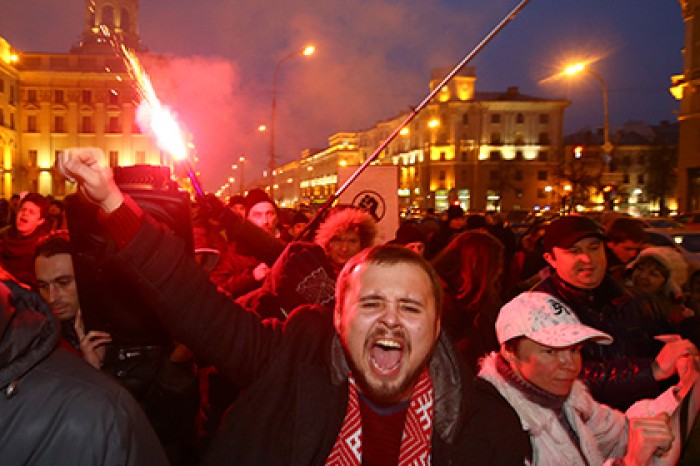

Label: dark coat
[108,212,528,465]
[534,272,674,410]
[0,280,167,466]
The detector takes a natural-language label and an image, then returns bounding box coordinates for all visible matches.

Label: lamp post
[232,155,246,194]
[269,44,315,202]
[563,63,613,168]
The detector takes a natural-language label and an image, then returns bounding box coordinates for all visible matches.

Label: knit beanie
[244,188,275,216]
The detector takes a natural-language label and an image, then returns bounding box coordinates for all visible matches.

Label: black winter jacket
[534,273,674,410]
[108,209,529,465]
[0,280,167,465]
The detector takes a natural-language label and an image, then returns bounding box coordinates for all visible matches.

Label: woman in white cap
[474,291,680,466]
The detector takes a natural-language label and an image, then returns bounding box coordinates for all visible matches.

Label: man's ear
[500,344,517,363]
[543,250,555,268]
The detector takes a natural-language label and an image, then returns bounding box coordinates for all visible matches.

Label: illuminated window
[27,115,37,132]
[28,150,38,167]
[109,150,119,167]
[54,116,65,133]
[81,116,93,133]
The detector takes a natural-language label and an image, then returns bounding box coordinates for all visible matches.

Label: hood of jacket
[0,279,60,391]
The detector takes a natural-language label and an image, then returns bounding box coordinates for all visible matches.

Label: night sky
[0,0,685,191]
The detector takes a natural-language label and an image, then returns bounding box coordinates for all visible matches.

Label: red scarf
[326,369,434,465]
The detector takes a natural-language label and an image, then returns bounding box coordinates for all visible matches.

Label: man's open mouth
[369,338,404,376]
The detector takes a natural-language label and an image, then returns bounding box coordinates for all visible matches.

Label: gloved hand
[196,193,244,236]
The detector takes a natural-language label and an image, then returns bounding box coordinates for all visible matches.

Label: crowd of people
[0,147,699,465]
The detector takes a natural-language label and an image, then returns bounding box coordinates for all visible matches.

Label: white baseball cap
[496,292,613,347]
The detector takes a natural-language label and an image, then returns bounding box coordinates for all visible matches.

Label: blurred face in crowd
[16,200,45,236]
[327,231,362,268]
[334,261,440,403]
[229,202,246,218]
[608,239,645,264]
[544,236,606,290]
[35,253,79,321]
[288,222,308,240]
[503,338,583,396]
[631,258,667,295]
[247,202,278,235]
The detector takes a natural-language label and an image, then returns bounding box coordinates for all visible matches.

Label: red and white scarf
[326,369,434,466]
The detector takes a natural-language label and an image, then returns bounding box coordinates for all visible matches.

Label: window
[637,174,645,184]
[516,113,524,124]
[515,150,524,161]
[27,89,37,102]
[623,174,630,184]
[489,150,502,161]
[537,170,547,181]
[539,114,549,124]
[0,109,3,127]
[461,151,467,162]
[27,115,37,132]
[108,116,120,133]
[439,170,446,181]
[462,113,469,125]
[515,170,523,181]
[81,116,93,133]
[638,155,646,165]
[490,170,499,181]
[491,114,501,124]
[82,90,92,104]
[514,132,524,145]
[108,150,119,167]
[538,151,548,162]
[54,90,64,103]
[10,113,14,130]
[0,79,4,93]
[490,132,501,145]
[28,150,38,167]
[109,91,119,105]
[538,132,550,145]
[537,188,547,198]
[54,115,65,133]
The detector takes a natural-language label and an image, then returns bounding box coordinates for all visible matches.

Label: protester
[627,246,694,326]
[475,291,680,465]
[56,146,527,465]
[0,192,51,288]
[425,204,465,259]
[210,188,283,296]
[0,277,167,465]
[431,230,504,371]
[388,220,428,256]
[534,215,699,410]
[34,230,111,369]
[605,217,647,280]
[238,206,377,320]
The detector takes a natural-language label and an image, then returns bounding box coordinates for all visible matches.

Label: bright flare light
[121,46,189,161]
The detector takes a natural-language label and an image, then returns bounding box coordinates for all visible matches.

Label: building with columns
[274,67,571,213]
[0,0,175,199]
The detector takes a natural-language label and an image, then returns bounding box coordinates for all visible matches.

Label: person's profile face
[608,239,644,264]
[544,237,606,290]
[333,261,439,404]
[506,338,582,396]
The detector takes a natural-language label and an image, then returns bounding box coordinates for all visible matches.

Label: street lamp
[269,44,315,202]
[563,63,613,165]
[232,155,246,193]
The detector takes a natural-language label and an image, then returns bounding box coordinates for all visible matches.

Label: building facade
[274,67,571,213]
[0,0,175,199]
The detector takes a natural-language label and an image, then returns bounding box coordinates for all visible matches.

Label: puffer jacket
[0,279,167,465]
[478,352,628,466]
[534,273,674,410]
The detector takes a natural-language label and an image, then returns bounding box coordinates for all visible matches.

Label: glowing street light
[269,44,315,202]
[563,62,613,161]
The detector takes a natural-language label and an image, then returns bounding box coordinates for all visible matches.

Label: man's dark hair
[335,244,444,318]
[20,192,49,219]
[606,218,646,244]
[34,230,71,260]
